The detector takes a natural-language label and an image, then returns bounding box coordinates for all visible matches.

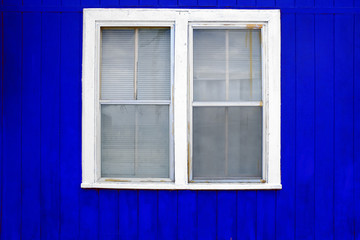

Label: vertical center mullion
[225,30,229,177]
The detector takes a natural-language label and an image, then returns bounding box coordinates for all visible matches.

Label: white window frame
[82,8,281,190]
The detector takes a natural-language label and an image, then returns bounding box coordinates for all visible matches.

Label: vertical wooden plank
[59,12,82,240]
[334,14,354,240]
[218,0,237,7]
[275,13,296,240]
[276,0,294,7]
[198,0,217,7]
[1,11,22,240]
[138,190,158,240]
[3,0,21,6]
[118,190,138,240]
[119,0,139,6]
[237,191,256,240]
[41,12,61,240]
[21,12,41,240]
[217,191,237,240]
[82,0,100,7]
[158,0,177,6]
[296,0,314,7]
[257,191,276,240]
[354,14,360,240]
[158,191,177,240]
[197,191,216,240]
[178,191,197,240]
[237,0,256,7]
[139,0,158,6]
[62,0,81,7]
[80,190,99,240]
[99,190,119,240]
[314,0,332,7]
[43,0,61,8]
[295,13,315,240]
[100,0,119,6]
[334,0,353,8]
[23,0,41,7]
[314,13,334,240]
[178,0,197,6]
[256,0,275,7]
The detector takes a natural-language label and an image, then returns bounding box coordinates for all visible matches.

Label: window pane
[137,28,171,100]
[101,29,135,100]
[193,30,226,101]
[101,105,169,178]
[193,29,262,101]
[193,106,262,179]
[101,28,171,101]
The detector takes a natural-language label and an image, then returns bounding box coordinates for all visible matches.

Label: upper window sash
[82,8,281,190]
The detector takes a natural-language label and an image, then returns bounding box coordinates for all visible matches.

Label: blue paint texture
[0,0,359,238]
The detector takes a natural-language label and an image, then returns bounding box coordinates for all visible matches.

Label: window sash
[95,24,175,182]
[188,23,268,183]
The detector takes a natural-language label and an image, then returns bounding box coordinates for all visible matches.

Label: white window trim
[82,8,281,190]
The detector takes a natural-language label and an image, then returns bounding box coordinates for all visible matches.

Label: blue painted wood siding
[0,1,359,239]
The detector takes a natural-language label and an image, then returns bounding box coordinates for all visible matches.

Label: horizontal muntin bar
[100,100,171,105]
[192,101,262,107]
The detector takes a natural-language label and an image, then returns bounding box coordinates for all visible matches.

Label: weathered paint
[1,1,359,240]
[246,23,263,29]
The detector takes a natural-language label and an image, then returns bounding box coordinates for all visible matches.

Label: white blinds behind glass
[193,107,262,179]
[137,29,170,100]
[192,29,263,180]
[101,105,169,178]
[100,28,171,178]
[101,29,135,100]
[101,28,170,100]
[193,29,262,101]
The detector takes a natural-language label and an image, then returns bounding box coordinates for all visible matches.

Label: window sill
[81,182,282,190]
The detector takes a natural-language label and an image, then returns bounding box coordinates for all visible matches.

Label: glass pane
[193,29,262,101]
[137,28,171,100]
[193,106,262,179]
[193,30,226,101]
[101,105,169,178]
[229,30,262,100]
[101,29,135,100]
[101,28,171,101]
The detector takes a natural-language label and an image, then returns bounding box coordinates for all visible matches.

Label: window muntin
[99,27,173,180]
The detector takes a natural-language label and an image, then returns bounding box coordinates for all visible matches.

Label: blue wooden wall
[0,0,359,239]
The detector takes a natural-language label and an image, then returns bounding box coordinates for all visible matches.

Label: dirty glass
[193,29,262,102]
[101,105,169,178]
[192,29,263,180]
[193,107,262,179]
[100,28,171,178]
[101,28,170,100]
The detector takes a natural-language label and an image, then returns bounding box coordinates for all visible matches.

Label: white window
[82,8,281,190]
